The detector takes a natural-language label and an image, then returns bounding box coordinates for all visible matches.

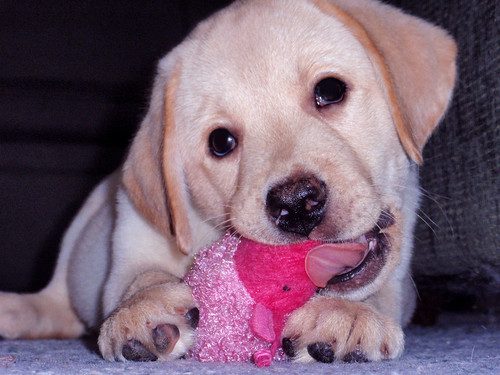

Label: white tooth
[369,239,377,251]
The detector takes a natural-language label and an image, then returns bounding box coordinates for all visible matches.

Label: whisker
[211,218,234,231]
[417,208,440,230]
[415,212,437,237]
[418,189,455,236]
[409,274,421,302]
[198,213,230,226]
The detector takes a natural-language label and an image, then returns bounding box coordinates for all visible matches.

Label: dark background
[1,1,498,323]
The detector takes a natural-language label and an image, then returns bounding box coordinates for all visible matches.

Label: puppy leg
[98,271,198,362]
[282,296,404,363]
[0,288,84,339]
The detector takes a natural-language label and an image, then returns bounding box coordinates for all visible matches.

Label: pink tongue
[305,243,367,288]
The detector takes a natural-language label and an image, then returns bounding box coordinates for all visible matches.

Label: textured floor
[0,317,498,375]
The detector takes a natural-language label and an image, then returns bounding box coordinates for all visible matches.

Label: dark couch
[1,0,497,322]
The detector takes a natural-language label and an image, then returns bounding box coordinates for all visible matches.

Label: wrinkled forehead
[177,1,372,119]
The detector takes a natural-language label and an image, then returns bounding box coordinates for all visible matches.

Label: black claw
[185,307,200,329]
[122,339,158,362]
[343,348,369,363]
[307,342,335,363]
[282,337,296,358]
[152,323,180,353]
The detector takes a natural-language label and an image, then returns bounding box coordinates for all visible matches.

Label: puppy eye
[314,77,346,107]
[208,128,237,157]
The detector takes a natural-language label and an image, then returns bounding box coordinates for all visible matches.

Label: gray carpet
[0,315,498,375]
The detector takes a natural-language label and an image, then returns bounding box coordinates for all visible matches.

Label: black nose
[266,174,327,236]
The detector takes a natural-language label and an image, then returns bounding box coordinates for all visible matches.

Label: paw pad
[282,337,296,358]
[152,323,180,353]
[122,339,157,362]
[343,348,369,363]
[307,342,335,363]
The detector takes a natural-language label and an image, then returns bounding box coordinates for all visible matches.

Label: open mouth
[305,212,394,291]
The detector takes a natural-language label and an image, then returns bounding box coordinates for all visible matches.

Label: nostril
[272,208,290,226]
[305,198,319,212]
[275,208,289,220]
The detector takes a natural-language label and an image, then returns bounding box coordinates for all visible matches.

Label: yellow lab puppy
[0,0,456,364]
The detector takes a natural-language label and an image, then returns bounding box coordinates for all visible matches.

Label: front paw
[282,296,404,363]
[98,282,198,362]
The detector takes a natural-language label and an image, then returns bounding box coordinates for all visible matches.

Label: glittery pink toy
[184,232,367,367]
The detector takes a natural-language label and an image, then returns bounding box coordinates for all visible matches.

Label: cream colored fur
[0,0,456,363]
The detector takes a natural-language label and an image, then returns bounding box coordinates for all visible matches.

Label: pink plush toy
[184,232,367,367]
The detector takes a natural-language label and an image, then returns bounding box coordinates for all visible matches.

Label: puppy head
[123,0,456,298]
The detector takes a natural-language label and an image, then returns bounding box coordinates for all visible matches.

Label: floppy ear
[315,0,457,164]
[122,54,193,254]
